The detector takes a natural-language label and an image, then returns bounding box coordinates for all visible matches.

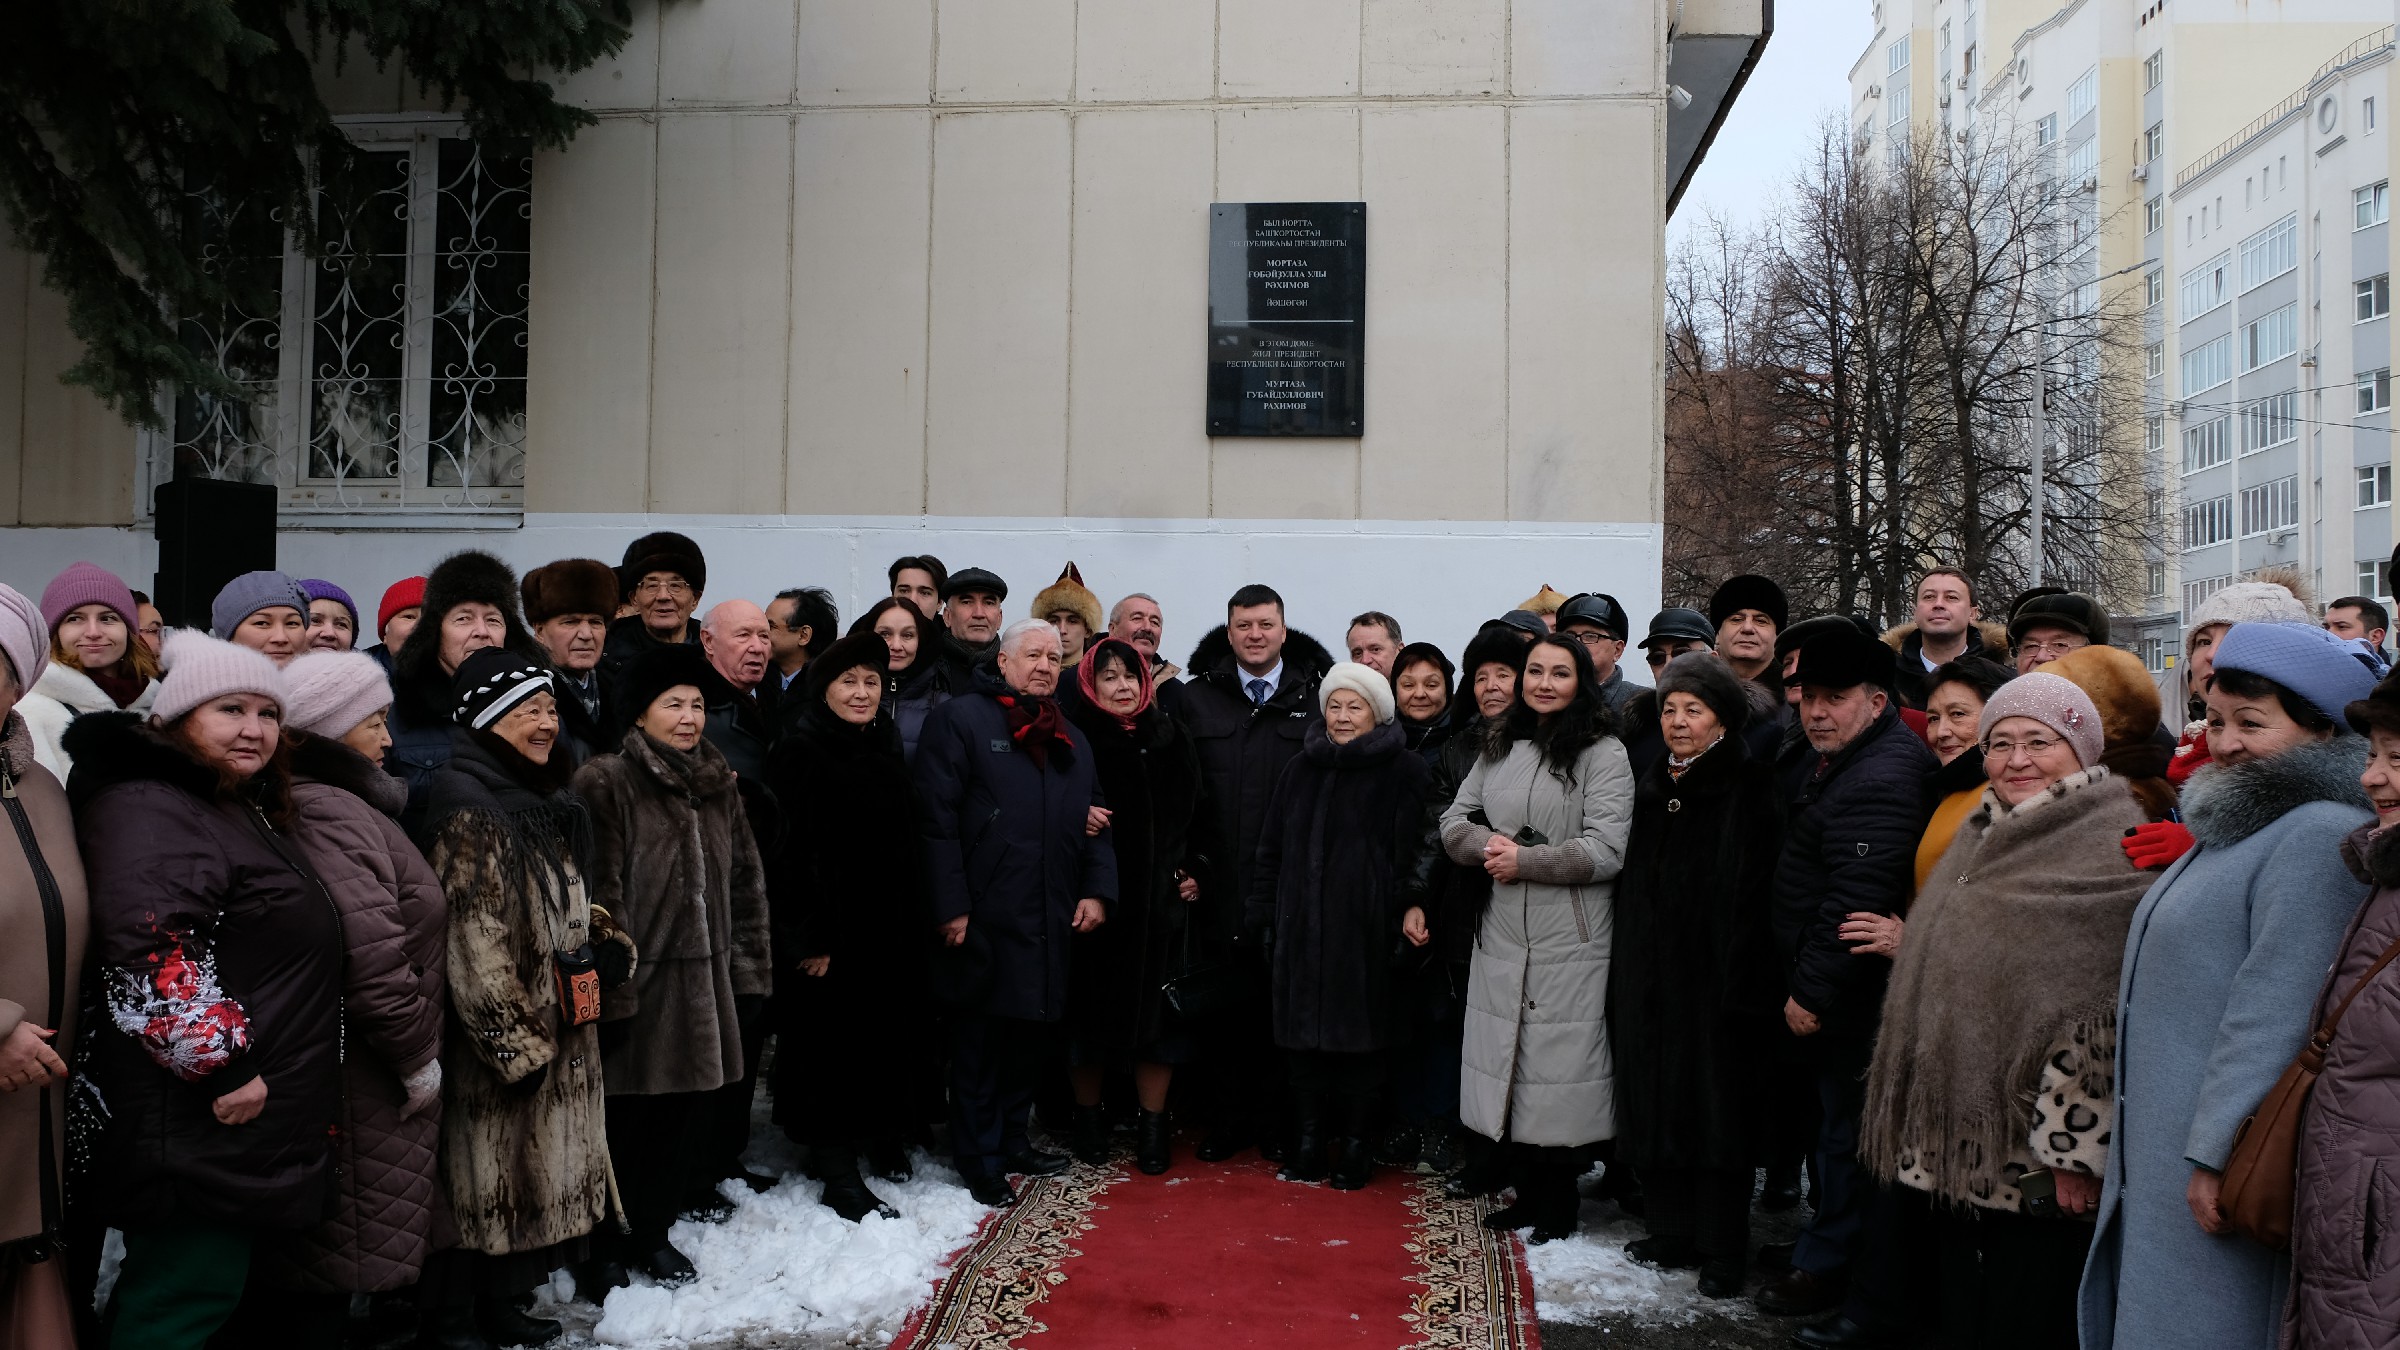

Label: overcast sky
[1670,0,1875,250]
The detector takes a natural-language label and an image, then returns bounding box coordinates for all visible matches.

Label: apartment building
[1851,0,2389,666]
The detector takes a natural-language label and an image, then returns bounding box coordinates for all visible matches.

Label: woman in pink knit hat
[17,562,161,779]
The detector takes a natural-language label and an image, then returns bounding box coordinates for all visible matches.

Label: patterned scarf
[996,692,1072,769]
[1074,638,1155,733]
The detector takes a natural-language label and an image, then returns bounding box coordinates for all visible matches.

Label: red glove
[2123,820,2195,870]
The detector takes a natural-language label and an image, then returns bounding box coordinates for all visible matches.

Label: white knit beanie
[282,650,394,739]
[153,629,285,724]
[2187,582,2311,651]
[1318,661,1397,724]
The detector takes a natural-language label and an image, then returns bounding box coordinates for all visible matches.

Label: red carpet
[900,1152,1541,1350]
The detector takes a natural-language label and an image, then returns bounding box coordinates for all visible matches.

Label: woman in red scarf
[1060,638,1214,1175]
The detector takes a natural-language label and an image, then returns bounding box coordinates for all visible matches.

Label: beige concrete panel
[1359,107,1506,520]
[1362,0,1505,98]
[1077,0,1215,102]
[660,0,797,105]
[1219,0,1361,100]
[1507,103,1662,523]
[648,114,794,513]
[934,0,1075,104]
[789,111,932,515]
[926,112,1071,515]
[1067,109,1214,517]
[524,121,656,515]
[1215,105,1362,201]
[1511,0,1658,98]
[1210,440,1358,518]
[17,281,133,526]
[0,240,25,524]
[797,0,933,105]
[549,0,661,111]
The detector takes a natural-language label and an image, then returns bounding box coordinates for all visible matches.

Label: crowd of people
[2,530,2399,1350]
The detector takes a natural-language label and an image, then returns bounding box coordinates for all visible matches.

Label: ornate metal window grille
[163,122,528,516]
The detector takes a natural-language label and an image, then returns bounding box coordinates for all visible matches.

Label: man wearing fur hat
[385,550,554,839]
[1032,563,1102,666]
[602,530,706,686]
[523,559,621,764]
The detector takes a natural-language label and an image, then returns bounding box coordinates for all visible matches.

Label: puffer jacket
[256,733,448,1292]
[1442,733,1635,1147]
[17,661,156,780]
[573,728,772,1097]
[65,712,345,1231]
[1770,702,1935,1052]
[2283,821,2400,1350]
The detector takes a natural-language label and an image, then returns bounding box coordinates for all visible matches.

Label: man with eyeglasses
[602,530,708,690]
[2006,589,2108,675]
[1555,592,1638,715]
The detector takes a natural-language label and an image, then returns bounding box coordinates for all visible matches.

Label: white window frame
[2183,573,2233,613]
[2358,181,2390,229]
[2239,476,2300,537]
[1889,36,1911,75]
[2242,391,2298,453]
[2361,559,2395,600]
[2143,51,2162,93]
[2358,274,2391,322]
[2183,495,2235,550]
[2147,342,2165,380]
[2360,368,2393,415]
[2181,333,2234,395]
[2241,304,2298,372]
[2067,68,2097,124]
[2358,463,2393,509]
[2182,414,2232,473]
[2179,251,2231,319]
[2237,215,2298,291]
[2036,114,2059,147]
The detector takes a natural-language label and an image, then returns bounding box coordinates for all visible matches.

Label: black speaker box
[152,479,277,632]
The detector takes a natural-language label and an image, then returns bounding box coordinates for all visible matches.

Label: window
[2179,251,2230,318]
[2068,68,2097,124]
[2360,463,2393,508]
[2183,495,2235,550]
[2241,304,2298,371]
[2361,559,2394,599]
[2369,97,2379,132]
[2146,562,2168,600]
[169,129,530,511]
[2147,342,2165,379]
[2036,114,2059,147]
[2358,274,2391,321]
[2239,476,2300,536]
[2184,573,2233,613]
[2181,334,2234,394]
[2242,391,2298,452]
[1889,36,1911,74]
[2065,138,2098,184]
[2182,415,2232,472]
[2144,122,2164,162]
[2146,413,2165,454]
[2144,51,2163,93]
[2142,266,2164,308]
[2360,368,2393,415]
[2145,194,2165,234]
[1890,79,1912,126]
[2358,181,2390,228]
[2238,215,2298,291]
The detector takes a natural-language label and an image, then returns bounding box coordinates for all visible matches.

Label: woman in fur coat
[572,644,771,1283]
[767,633,936,1220]
[2080,623,2378,1350]
[1860,674,2152,1348]
[419,649,612,1350]
[1609,653,1784,1298]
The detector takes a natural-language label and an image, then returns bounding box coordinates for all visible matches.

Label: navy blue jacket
[914,676,1118,1023]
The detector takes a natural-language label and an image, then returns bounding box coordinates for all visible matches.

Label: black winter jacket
[66,713,345,1231]
[913,672,1118,1022]
[1770,703,1935,1051]
[1178,626,1336,954]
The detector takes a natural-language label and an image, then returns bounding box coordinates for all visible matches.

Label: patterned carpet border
[1400,1179,1543,1350]
[897,1166,1121,1350]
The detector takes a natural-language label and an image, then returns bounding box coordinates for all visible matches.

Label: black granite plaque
[1207,202,1365,437]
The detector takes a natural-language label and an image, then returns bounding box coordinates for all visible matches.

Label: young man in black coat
[1758,625,1936,1347]
[915,619,1118,1208]
[1173,583,1335,1161]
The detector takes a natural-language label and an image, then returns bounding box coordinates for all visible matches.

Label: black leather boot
[1278,1077,1327,1183]
[1135,1109,1172,1175]
[1071,1104,1111,1165]
[1328,1136,1372,1190]
[816,1147,900,1223]
[475,1297,561,1348]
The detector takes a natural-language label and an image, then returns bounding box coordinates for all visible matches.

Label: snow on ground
[1523,1184,1766,1329]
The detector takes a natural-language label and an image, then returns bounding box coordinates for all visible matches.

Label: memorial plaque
[1207,202,1365,437]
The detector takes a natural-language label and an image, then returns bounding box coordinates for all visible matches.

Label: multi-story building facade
[1851,0,2390,668]
[0,0,1767,655]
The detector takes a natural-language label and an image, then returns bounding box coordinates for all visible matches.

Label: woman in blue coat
[2081,622,2378,1350]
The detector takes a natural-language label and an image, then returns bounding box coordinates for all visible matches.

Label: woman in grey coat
[2081,622,2378,1350]
[1441,633,1634,1243]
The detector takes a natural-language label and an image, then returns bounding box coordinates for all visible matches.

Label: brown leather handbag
[2218,931,2400,1248]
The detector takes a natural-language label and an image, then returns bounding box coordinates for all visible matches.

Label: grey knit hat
[1977,671,2105,769]
[210,569,311,639]
[2186,581,2310,651]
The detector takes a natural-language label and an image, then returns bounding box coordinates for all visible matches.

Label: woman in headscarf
[418,648,612,1349]
[1061,636,1211,1176]
[767,632,935,1220]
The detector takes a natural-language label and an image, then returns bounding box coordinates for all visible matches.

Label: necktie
[1248,678,1271,706]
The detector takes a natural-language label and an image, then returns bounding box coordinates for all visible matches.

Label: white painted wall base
[0,514,1664,682]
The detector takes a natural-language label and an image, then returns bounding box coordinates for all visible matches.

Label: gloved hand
[400,1060,442,1118]
[2123,820,2195,870]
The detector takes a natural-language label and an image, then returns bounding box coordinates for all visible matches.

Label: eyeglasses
[1646,649,1672,667]
[2017,638,2085,658]
[1982,735,2066,759]
[633,579,693,599]
[1566,630,1623,649]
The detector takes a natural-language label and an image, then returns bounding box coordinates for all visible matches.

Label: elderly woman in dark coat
[1249,661,1431,1192]
[766,633,936,1222]
[1061,637,1211,1176]
[1610,653,1784,1298]
[572,645,771,1286]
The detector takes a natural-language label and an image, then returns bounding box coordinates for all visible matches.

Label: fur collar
[59,709,265,814]
[1972,764,2110,828]
[290,731,408,818]
[615,725,738,799]
[2342,821,2400,888]
[1880,619,2010,658]
[0,713,35,780]
[1184,626,1337,687]
[2183,734,2371,850]
[1302,716,1406,765]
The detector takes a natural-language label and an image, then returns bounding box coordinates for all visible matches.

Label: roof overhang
[1667,0,1774,216]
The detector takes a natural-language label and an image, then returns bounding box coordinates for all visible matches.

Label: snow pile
[1523,1205,1748,1327]
[569,1152,987,1348]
